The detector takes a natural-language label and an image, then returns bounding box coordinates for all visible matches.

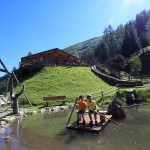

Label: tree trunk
[12,99,19,114]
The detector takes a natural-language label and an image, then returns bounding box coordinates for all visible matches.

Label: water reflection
[0,106,150,150]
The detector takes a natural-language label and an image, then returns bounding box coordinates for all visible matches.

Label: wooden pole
[12,72,32,106]
[0,68,8,73]
[66,98,78,127]
[0,59,10,73]
[101,90,104,98]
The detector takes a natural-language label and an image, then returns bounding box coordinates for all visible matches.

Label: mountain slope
[63,37,101,58]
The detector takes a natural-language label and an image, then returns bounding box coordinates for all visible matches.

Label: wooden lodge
[20,48,82,77]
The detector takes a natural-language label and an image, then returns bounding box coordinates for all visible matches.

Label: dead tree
[10,83,24,114]
[0,59,31,111]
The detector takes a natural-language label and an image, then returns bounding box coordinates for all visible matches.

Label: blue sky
[0,0,150,76]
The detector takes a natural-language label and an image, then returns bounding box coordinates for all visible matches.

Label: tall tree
[105,54,126,70]
[139,32,149,48]
[103,25,117,57]
[122,21,139,57]
[135,10,150,48]
[95,40,109,63]
[136,10,150,34]
[12,66,17,72]
[129,56,142,75]
[115,24,125,54]
[146,17,150,45]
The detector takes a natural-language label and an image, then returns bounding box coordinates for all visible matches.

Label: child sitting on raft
[76,95,87,126]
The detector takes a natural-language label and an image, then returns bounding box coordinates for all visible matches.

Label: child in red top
[76,95,87,126]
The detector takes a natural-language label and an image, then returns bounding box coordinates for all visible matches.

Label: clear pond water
[0,106,150,150]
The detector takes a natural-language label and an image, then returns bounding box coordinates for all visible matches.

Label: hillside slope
[63,37,101,58]
[17,66,112,105]
[129,46,150,74]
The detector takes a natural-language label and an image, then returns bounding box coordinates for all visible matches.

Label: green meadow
[17,66,114,106]
[14,66,150,108]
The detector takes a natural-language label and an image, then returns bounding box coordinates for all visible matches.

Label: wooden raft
[66,114,112,133]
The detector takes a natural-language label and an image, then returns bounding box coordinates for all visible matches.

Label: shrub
[136,89,150,102]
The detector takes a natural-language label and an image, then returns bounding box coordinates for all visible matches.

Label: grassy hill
[63,37,101,58]
[16,66,113,106]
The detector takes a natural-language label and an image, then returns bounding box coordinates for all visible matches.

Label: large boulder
[107,98,126,118]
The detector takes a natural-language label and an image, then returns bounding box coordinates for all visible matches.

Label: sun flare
[123,0,145,6]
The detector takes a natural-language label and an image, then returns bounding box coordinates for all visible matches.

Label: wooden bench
[43,96,66,106]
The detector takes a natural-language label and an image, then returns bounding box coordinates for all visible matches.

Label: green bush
[116,88,150,103]
[116,90,126,101]
[136,89,150,102]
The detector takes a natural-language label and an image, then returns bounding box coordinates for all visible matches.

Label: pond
[0,105,150,150]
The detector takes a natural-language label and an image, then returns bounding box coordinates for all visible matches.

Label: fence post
[101,90,104,99]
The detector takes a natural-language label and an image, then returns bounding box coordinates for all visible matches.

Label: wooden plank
[43,96,66,106]
[43,96,66,101]
[66,114,112,133]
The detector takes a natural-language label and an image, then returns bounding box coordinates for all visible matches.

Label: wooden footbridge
[91,65,143,87]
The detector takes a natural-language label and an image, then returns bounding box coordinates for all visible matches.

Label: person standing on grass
[76,95,87,126]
